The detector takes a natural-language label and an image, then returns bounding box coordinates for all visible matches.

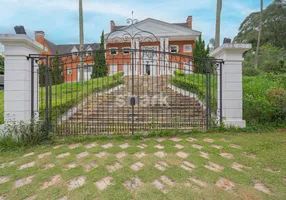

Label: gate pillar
[210,43,251,128]
[0,34,44,122]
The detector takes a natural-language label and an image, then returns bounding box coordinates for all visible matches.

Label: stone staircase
[59,75,206,135]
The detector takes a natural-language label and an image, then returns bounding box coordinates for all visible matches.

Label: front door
[141,46,158,76]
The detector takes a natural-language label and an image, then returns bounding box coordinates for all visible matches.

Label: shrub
[0,118,53,151]
[262,60,286,74]
[267,88,286,119]
[112,72,124,79]
[243,67,261,76]
[0,66,4,75]
[174,70,185,77]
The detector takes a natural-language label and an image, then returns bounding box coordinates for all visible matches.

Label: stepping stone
[53,145,63,149]
[38,152,51,159]
[84,161,98,172]
[137,144,147,149]
[135,152,146,159]
[229,144,242,149]
[188,177,207,188]
[160,175,174,186]
[231,162,251,172]
[152,180,168,194]
[69,143,82,149]
[154,161,169,171]
[14,176,34,188]
[0,176,10,184]
[192,144,204,150]
[65,163,77,170]
[23,195,36,200]
[106,162,122,173]
[41,175,61,190]
[76,151,89,159]
[58,196,67,200]
[174,144,184,149]
[242,152,257,159]
[124,176,143,190]
[216,178,235,191]
[42,163,55,170]
[204,162,224,172]
[199,151,210,159]
[176,151,189,159]
[254,182,271,194]
[116,152,127,159]
[119,143,129,149]
[210,144,223,149]
[156,138,166,142]
[68,176,86,191]
[154,151,167,158]
[0,163,4,169]
[264,167,280,173]
[220,138,230,142]
[18,161,36,170]
[186,137,197,142]
[8,161,15,166]
[102,143,113,149]
[154,144,164,149]
[130,162,145,171]
[95,152,108,158]
[181,161,196,172]
[220,152,234,159]
[203,138,214,143]
[56,152,70,158]
[0,194,8,200]
[23,152,35,157]
[95,176,113,191]
[85,143,97,149]
[170,137,182,142]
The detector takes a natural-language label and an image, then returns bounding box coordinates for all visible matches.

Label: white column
[135,39,139,75]
[160,38,164,75]
[164,38,170,75]
[210,43,252,128]
[0,34,44,122]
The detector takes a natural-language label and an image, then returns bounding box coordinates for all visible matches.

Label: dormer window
[170,45,178,53]
[109,48,118,55]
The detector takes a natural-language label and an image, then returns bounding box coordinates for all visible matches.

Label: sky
[0,0,273,47]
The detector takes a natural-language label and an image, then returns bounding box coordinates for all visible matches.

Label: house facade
[105,16,201,76]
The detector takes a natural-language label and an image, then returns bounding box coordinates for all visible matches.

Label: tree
[0,55,4,74]
[91,31,107,78]
[254,0,264,69]
[209,38,215,48]
[79,0,84,83]
[215,0,222,49]
[52,52,64,85]
[234,0,286,49]
[193,35,210,73]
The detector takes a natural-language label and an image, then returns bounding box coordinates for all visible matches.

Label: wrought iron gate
[29,49,223,136]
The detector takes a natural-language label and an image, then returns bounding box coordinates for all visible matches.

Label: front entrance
[141,46,158,76]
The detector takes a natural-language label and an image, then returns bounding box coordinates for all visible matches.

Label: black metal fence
[29,49,223,136]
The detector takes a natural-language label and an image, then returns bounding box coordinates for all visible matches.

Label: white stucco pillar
[210,43,252,128]
[0,34,44,122]
[164,38,170,75]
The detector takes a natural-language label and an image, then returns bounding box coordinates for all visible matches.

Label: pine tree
[52,52,64,85]
[193,35,210,73]
[91,31,107,78]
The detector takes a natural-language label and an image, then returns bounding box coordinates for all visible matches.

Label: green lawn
[0,132,285,200]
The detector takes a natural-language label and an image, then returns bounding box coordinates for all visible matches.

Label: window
[67,69,72,75]
[109,48,118,55]
[170,45,178,53]
[122,47,131,54]
[109,65,118,75]
[183,44,192,53]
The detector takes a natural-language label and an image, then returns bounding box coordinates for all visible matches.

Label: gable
[71,46,78,53]
[106,18,201,42]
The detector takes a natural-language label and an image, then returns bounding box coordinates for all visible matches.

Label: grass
[0,90,3,124]
[0,132,285,200]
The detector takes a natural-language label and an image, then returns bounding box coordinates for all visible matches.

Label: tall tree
[215,0,222,49]
[79,0,84,83]
[0,55,4,74]
[254,0,264,69]
[91,31,107,78]
[193,35,210,73]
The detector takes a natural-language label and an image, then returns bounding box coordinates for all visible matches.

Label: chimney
[110,20,115,32]
[186,16,193,29]
[34,31,45,45]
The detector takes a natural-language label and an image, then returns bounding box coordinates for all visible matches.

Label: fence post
[210,43,252,128]
[0,34,44,123]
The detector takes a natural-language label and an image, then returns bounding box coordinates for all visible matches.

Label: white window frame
[122,47,131,55]
[109,48,118,55]
[109,64,118,75]
[67,68,72,75]
[183,44,193,53]
[170,45,179,53]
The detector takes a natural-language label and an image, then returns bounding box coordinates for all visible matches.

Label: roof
[44,39,100,54]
